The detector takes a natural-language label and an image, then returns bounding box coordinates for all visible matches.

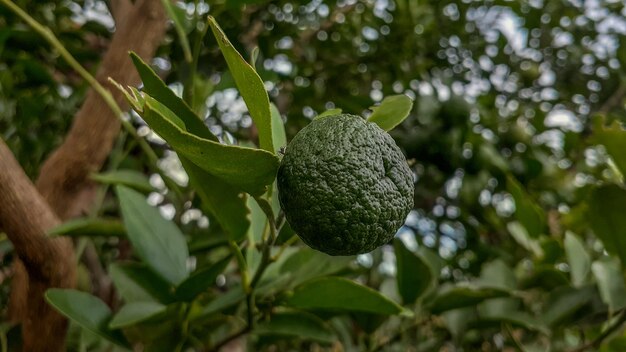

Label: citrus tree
[2,1,626,351]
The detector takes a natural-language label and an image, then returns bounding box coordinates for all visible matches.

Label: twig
[569,309,626,352]
[0,0,183,200]
[505,323,526,352]
[228,240,250,292]
[597,82,626,115]
[208,327,250,352]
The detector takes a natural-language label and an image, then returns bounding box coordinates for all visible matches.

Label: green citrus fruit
[277,114,414,256]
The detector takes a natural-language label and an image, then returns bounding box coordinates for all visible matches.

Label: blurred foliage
[2,0,626,351]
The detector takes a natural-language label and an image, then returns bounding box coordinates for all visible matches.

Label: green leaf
[475,260,518,320]
[45,289,129,348]
[393,239,433,304]
[115,186,189,285]
[285,277,404,315]
[194,285,246,319]
[109,262,175,304]
[564,232,591,287]
[442,307,476,337]
[588,185,626,264]
[429,285,510,314]
[367,95,414,131]
[175,255,232,302]
[131,55,251,235]
[591,257,626,313]
[255,311,336,344]
[541,285,596,326]
[276,248,353,290]
[246,196,267,276]
[479,311,548,334]
[181,158,250,241]
[91,169,153,193]
[160,0,192,62]
[315,108,342,120]
[109,302,167,329]
[141,99,279,195]
[592,118,626,178]
[48,218,124,238]
[478,259,516,290]
[208,16,275,153]
[271,103,286,154]
[507,222,544,258]
[129,52,215,141]
[507,176,545,237]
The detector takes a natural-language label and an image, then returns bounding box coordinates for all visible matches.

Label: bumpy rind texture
[277,114,414,256]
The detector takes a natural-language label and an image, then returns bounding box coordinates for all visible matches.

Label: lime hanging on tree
[277,113,414,256]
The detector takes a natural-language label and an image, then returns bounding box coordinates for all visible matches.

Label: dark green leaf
[48,218,124,238]
[429,285,510,314]
[91,169,153,193]
[478,311,548,334]
[367,94,414,131]
[588,185,626,264]
[208,16,275,153]
[255,311,336,344]
[507,222,544,258]
[193,285,246,319]
[181,158,250,241]
[45,289,129,348]
[393,238,433,304]
[109,262,175,304]
[542,285,596,326]
[507,176,545,237]
[285,277,404,315]
[175,255,232,302]
[275,247,353,289]
[116,186,189,285]
[141,99,279,195]
[129,52,215,141]
[109,302,167,329]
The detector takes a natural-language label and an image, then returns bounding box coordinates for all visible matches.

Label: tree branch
[0,0,169,350]
[0,139,75,352]
[109,0,133,27]
[36,0,168,220]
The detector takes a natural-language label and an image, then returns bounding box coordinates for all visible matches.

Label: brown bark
[2,1,169,350]
[0,140,75,352]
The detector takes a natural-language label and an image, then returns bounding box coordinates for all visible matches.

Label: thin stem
[246,293,255,328]
[208,327,250,352]
[228,240,250,293]
[569,309,626,352]
[0,331,7,352]
[271,234,298,261]
[0,0,184,200]
[184,5,210,106]
[504,323,525,352]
